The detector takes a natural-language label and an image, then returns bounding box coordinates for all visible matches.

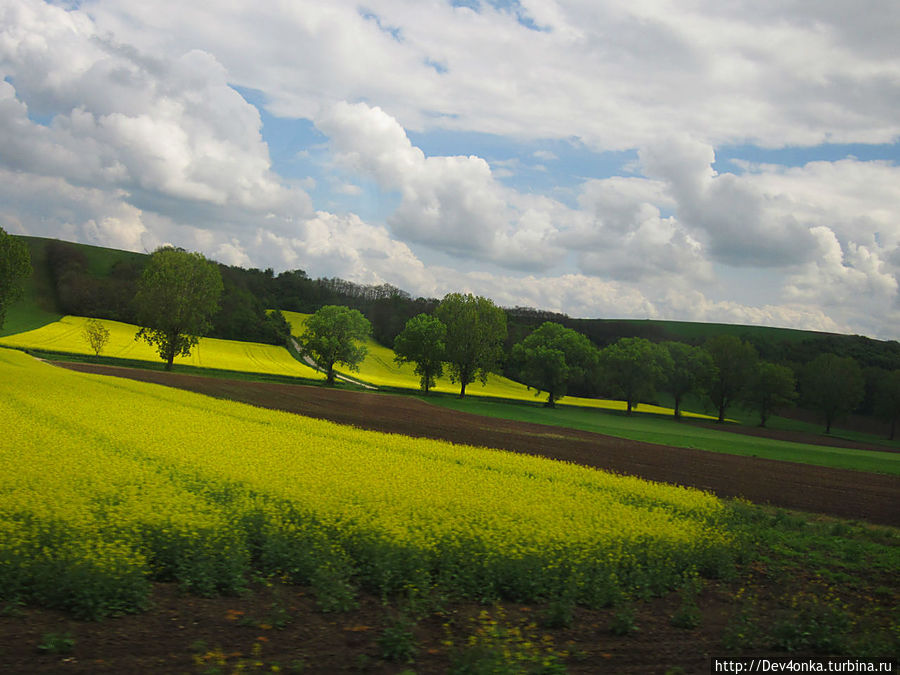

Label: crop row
[0,347,740,618]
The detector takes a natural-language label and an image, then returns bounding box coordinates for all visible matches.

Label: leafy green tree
[297,305,371,385]
[393,313,447,393]
[745,361,796,427]
[512,322,598,408]
[873,369,900,440]
[82,318,111,356]
[705,335,759,423]
[801,353,864,434]
[0,227,32,330]
[599,337,672,415]
[435,293,507,398]
[662,341,714,420]
[134,247,223,370]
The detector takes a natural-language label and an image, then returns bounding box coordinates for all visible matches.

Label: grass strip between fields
[430,396,900,476]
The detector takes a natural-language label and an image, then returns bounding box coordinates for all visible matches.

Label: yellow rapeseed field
[0,315,323,380]
[0,347,738,617]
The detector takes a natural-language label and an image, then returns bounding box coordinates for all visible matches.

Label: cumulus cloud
[567,176,710,283]
[83,0,900,149]
[639,137,825,268]
[0,0,310,224]
[1,0,898,339]
[316,101,568,269]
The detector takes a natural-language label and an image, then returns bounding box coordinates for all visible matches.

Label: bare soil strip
[59,362,900,526]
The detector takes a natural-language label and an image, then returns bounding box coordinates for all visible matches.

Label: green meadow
[431,396,900,476]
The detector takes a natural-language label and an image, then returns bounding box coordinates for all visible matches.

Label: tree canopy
[82,318,111,357]
[0,228,32,330]
[801,353,865,434]
[662,341,714,419]
[745,361,796,427]
[512,321,598,407]
[134,247,224,370]
[873,369,900,440]
[599,337,672,415]
[393,313,447,393]
[297,305,371,385]
[705,335,759,423]
[435,293,507,398]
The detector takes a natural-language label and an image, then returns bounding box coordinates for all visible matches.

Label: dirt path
[58,362,900,526]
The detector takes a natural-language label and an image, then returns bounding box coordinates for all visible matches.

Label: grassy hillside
[614,318,830,343]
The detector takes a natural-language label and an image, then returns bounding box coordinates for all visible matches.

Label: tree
[0,227,32,330]
[745,361,796,427]
[297,305,371,385]
[599,337,672,415]
[435,293,507,398]
[134,247,224,370]
[662,341,714,420]
[873,369,900,440]
[393,313,447,393]
[801,353,864,434]
[705,335,758,423]
[82,318,111,356]
[512,322,598,407]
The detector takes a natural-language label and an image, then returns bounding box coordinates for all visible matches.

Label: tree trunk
[459,380,467,398]
[326,363,335,386]
[673,395,682,420]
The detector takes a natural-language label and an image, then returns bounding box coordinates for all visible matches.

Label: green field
[431,396,900,476]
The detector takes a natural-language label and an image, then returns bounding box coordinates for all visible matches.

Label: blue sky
[1,0,899,338]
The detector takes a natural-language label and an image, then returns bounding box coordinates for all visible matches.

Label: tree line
[40,239,430,348]
[3,233,899,437]
[299,293,900,439]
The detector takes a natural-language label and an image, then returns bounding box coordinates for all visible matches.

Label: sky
[1,1,899,339]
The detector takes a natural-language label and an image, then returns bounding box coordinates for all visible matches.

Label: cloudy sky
[2,0,899,339]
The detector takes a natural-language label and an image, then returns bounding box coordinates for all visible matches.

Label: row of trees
[267,288,900,437]
[362,297,898,436]
[4,234,899,437]
[296,293,508,396]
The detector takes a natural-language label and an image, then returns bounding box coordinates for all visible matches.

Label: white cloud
[1,0,898,339]
[82,0,900,149]
[0,0,310,223]
[316,101,569,270]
